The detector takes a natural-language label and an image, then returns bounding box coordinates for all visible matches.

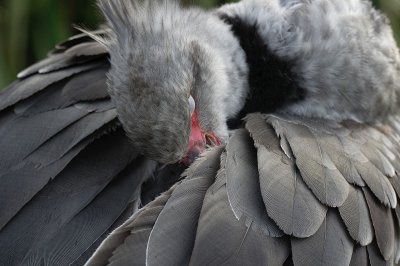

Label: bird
[0,0,400,265]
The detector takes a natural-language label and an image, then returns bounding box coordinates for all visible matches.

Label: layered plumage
[0,32,185,265]
[1,0,400,265]
[88,114,400,265]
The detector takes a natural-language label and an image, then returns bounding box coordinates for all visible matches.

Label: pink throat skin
[181,111,220,166]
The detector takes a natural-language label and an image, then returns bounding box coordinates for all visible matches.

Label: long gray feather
[361,144,396,178]
[294,117,366,186]
[245,114,327,237]
[390,176,400,200]
[86,169,171,266]
[394,205,400,264]
[53,29,109,55]
[190,152,290,266]
[0,140,87,229]
[146,147,223,266]
[291,210,353,266]
[338,186,374,245]
[356,161,397,208]
[16,53,73,79]
[15,67,109,116]
[367,240,392,266]
[106,193,172,266]
[350,246,369,266]
[65,42,108,57]
[225,128,283,237]
[0,62,105,111]
[20,158,156,266]
[0,105,90,173]
[17,33,107,78]
[72,203,135,266]
[0,112,116,229]
[268,116,350,207]
[257,144,328,238]
[351,125,397,177]
[363,188,395,261]
[38,55,105,75]
[0,130,137,265]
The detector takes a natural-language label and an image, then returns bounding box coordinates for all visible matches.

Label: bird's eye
[188,95,195,115]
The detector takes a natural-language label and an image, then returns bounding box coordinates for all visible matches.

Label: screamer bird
[1,0,400,265]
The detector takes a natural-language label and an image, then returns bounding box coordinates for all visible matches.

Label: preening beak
[181,101,221,166]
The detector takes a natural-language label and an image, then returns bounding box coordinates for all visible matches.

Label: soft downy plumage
[1,0,400,265]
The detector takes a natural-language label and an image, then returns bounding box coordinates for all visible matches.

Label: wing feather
[225,128,283,236]
[0,130,137,265]
[65,42,108,57]
[85,190,172,266]
[0,105,92,172]
[291,210,353,266]
[16,53,73,79]
[356,163,397,208]
[350,246,369,266]
[367,240,392,266]
[20,158,156,266]
[246,114,327,237]
[363,188,395,260]
[146,147,223,266]
[190,150,290,266]
[0,62,105,111]
[53,29,109,54]
[268,116,350,207]
[15,67,109,116]
[0,115,117,230]
[338,186,374,245]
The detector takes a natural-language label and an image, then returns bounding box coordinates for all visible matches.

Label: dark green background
[0,0,398,89]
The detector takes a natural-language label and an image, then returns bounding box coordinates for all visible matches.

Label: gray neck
[178,8,249,139]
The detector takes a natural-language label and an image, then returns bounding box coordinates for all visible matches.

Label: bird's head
[97,0,225,164]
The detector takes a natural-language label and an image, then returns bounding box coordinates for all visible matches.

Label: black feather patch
[220,15,305,128]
